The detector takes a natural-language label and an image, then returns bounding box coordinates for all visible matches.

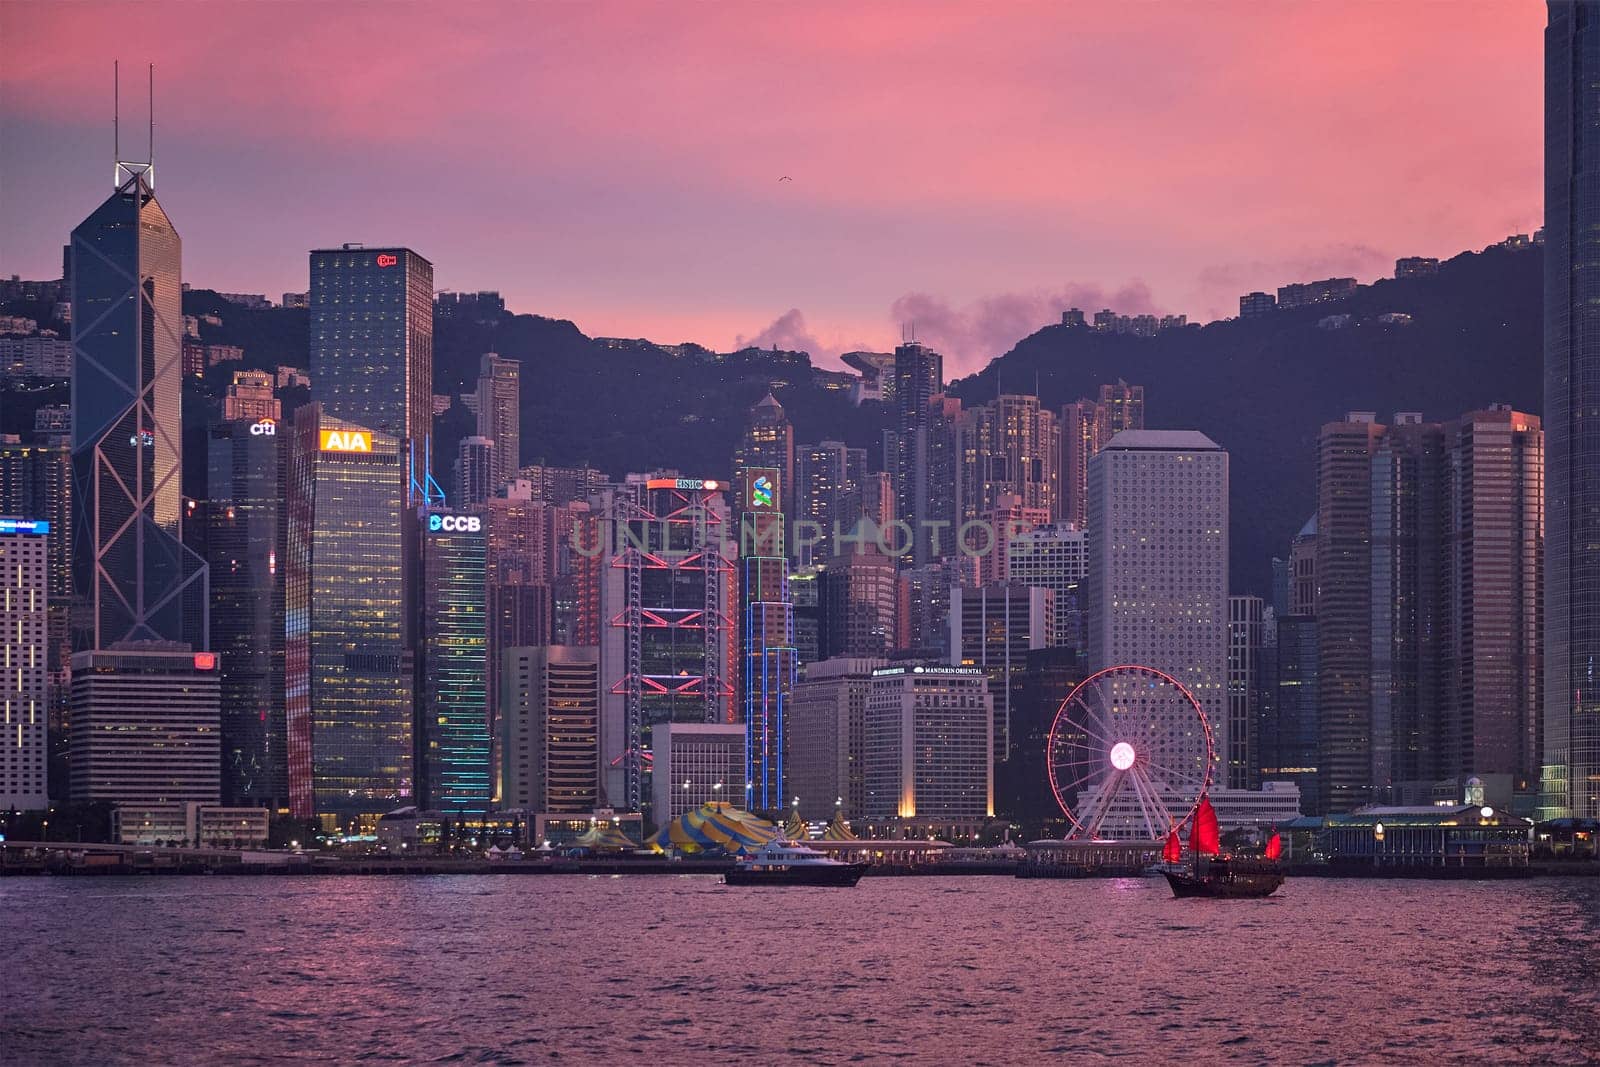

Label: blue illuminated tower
[741,467,796,815]
[418,508,491,815]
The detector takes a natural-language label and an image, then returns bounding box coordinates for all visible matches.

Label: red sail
[1189,795,1221,856]
[1264,832,1282,860]
[1162,829,1182,864]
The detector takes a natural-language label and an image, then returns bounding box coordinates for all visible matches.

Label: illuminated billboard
[644,477,722,491]
[742,468,779,511]
[0,518,50,535]
[320,429,372,453]
[427,513,483,533]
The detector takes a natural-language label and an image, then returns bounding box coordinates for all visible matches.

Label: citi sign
[250,419,276,436]
[320,429,371,452]
[428,513,482,533]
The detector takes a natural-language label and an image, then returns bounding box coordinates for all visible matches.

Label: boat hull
[1164,866,1283,899]
[723,862,868,887]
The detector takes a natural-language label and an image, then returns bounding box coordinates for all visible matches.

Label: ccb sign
[428,513,482,533]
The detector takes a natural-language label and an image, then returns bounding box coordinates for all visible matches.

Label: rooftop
[1102,429,1222,452]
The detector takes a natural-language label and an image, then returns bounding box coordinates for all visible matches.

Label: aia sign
[320,429,371,452]
[375,253,398,268]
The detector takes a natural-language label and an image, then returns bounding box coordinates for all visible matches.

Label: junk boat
[1162,796,1285,899]
[723,840,868,887]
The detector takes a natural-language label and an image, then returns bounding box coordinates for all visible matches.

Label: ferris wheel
[1046,664,1215,841]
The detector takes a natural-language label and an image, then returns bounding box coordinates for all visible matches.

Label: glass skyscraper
[285,405,410,828]
[1545,3,1600,818]
[69,169,207,651]
[205,416,287,809]
[418,508,491,815]
[309,245,436,503]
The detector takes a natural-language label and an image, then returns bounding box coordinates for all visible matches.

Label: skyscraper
[795,440,865,563]
[819,548,904,658]
[950,582,1051,767]
[475,353,520,491]
[598,477,736,814]
[1544,2,1600,819]
[787,656,885,821]
[863,665,992,820]
[740,467,795,814]
[70,169,207,652]
[1227,595,1265,791]
[0,518,49,809]
[735,394,795,518]
[1087,431,1229,778]
[285,406,411,827]
[0,436,71,789]
[205,417,287,809]
[1314,413,1387,813]
[500,645,600,815]
[956,394,1059,527]
[69,647,220,806]
[418,508,491,815]
[1443,406,1543,794]
[309,245,437,504]
[455,435,495,507]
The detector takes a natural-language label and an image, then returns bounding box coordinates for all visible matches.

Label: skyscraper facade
[1544,1,1600,818]
[0,518,49,809]
[1087,431,1229,776]
[285,406,411,827]
[69,647,220,806]
[500,645,600,815]
[740,467,795,814]
[949,582,1051,765]
[418,508,491,815]
[70,170,207,652]
[956,394,1059,526]
[735,394,795,518]
[1444,406,1544,791]
[1227,595,1265,790]
[205,417,287,809]
[598,477,736,815]
[475,352,520,491]
[309,245,435,503]
[455,435,495,507]
[787,656,885,821]
[863,665,992,820]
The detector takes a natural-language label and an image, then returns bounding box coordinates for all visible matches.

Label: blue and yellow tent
[574,823,638,851]
[822,812,858,841]
[647,802,782,855]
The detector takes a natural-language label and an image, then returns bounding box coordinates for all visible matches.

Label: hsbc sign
[428,513,482,533]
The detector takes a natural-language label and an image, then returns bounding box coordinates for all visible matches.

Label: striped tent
[822,813,858,841]
[784,810,810,840]
[647,802,782,855]
[575,823,637,851]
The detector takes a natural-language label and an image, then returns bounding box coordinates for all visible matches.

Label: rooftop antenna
[113,61,119,185]
[148,62,154,167]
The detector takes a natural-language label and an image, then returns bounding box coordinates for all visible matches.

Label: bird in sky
[778,175,792,181]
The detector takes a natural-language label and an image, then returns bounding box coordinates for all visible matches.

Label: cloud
[889,283,1162,377]
[734,308,829,358]
[1195,244,1394,320]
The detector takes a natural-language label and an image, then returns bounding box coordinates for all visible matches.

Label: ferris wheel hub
[1108,741,1136,771]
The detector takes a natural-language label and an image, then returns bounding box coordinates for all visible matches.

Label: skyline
[1,1,1542,375]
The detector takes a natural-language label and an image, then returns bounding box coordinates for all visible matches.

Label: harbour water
[3,875,1597,1064]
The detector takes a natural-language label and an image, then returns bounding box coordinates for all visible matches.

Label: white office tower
[1087,431,1229,779]
[0,518,49,809]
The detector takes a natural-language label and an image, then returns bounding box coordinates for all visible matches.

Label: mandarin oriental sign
[320,429,371,452]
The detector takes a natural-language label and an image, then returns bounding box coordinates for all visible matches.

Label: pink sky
[0,1,1542,374]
